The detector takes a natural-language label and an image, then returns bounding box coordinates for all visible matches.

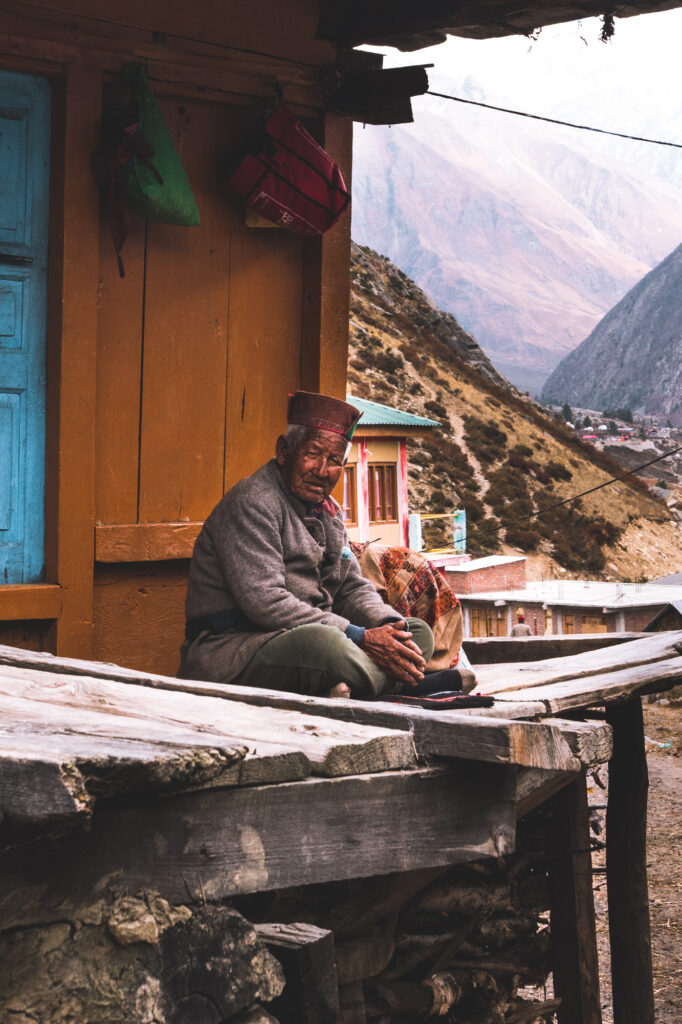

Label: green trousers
[235,618,434,698]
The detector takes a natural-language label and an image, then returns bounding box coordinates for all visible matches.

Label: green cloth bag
[123,63,200,226]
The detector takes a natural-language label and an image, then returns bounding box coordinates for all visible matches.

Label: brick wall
[623,606,665,632]
[448,558,526,595]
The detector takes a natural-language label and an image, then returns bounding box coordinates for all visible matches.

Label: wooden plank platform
[0,645,615,772]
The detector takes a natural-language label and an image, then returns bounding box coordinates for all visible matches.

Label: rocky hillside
[352,76,682,393]
[349,243,680,580]
[542,243,682,423]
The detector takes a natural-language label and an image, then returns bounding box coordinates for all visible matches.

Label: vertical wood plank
[605,698,655,1024]
[95,213,146,524]
[45,60,101,656]
[138,95,231,522]
[224,105,304,488]
[546,773,602,1024]
[300,111,352,400]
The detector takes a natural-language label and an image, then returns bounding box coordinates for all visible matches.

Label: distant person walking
[510,613,532,637]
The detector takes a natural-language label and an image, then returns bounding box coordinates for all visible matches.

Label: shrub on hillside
[373,349,404,374]
[511,443,534,457]
[507,451,532,473]
[424,399,449,419]
[505,525,542,551]
[545,460,573,481]
[463,415,508,466]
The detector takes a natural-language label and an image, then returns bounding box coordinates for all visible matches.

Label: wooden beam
[547,718,612,767]
[0,764,517,929]
[545,774,602,1024]
[464,633,649,665]
[492,656,682,713]
[515,767,579,820]
[605,698,655,1024]
[95,522,202,562]
[476,630,682,693]
[0,585,62,620]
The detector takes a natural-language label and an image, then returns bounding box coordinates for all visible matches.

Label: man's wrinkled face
[276,428,348,504]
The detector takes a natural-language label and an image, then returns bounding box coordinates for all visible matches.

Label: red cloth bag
[225,103,350,237]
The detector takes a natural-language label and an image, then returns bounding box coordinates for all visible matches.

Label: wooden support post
[546,772,602,1024]
[255,922,338,1024]
[605,698,655,1024]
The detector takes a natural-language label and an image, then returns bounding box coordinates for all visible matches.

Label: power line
[427,90,682,150]
[474,442,682,542]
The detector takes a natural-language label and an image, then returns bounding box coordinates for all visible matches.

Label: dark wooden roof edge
[317,1,682,50]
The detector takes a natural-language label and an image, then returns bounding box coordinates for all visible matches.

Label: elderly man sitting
[179,391,465,699]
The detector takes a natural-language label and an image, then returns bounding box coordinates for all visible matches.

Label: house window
[368,464,397,523]
[342,465,357,526]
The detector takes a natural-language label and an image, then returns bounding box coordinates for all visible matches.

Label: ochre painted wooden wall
[0,0,353,674]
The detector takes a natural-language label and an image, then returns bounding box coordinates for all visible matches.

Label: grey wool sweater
[178,459,398,683]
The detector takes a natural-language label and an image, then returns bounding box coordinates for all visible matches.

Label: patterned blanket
[352,543,463,671]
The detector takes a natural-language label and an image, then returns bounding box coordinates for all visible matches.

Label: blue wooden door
[0,70,51,584]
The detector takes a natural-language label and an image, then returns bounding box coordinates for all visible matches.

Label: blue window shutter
[0,70,51,583]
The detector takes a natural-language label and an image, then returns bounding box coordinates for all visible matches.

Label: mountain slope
[542,243,682,422]
[352,77,682,392]
[349,243,678,580]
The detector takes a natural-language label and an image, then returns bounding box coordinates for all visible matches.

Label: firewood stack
[243,810,562,1023]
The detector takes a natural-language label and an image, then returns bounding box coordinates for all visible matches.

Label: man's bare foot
[327,682,351,699]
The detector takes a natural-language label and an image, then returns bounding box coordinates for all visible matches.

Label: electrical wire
[426,90,682,150]
[472,442,682,542]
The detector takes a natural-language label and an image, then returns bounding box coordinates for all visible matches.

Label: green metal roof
[347,395,439,429]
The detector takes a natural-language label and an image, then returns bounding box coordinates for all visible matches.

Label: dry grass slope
[348,243,679,580]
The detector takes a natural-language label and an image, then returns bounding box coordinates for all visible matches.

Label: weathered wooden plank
[0,765,517,929]
[475,631,682,694]
[464,633,648,664]
[0,727,253,830]
[546,774,602,1024]
[0,666,417,778]
[605,698,655,1024]
[492,656,682,713]
[546,718,612,766]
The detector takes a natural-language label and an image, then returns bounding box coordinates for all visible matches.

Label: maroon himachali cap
[287,391,362,440]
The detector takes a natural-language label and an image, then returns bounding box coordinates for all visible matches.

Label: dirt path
[591,702,682,1024]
